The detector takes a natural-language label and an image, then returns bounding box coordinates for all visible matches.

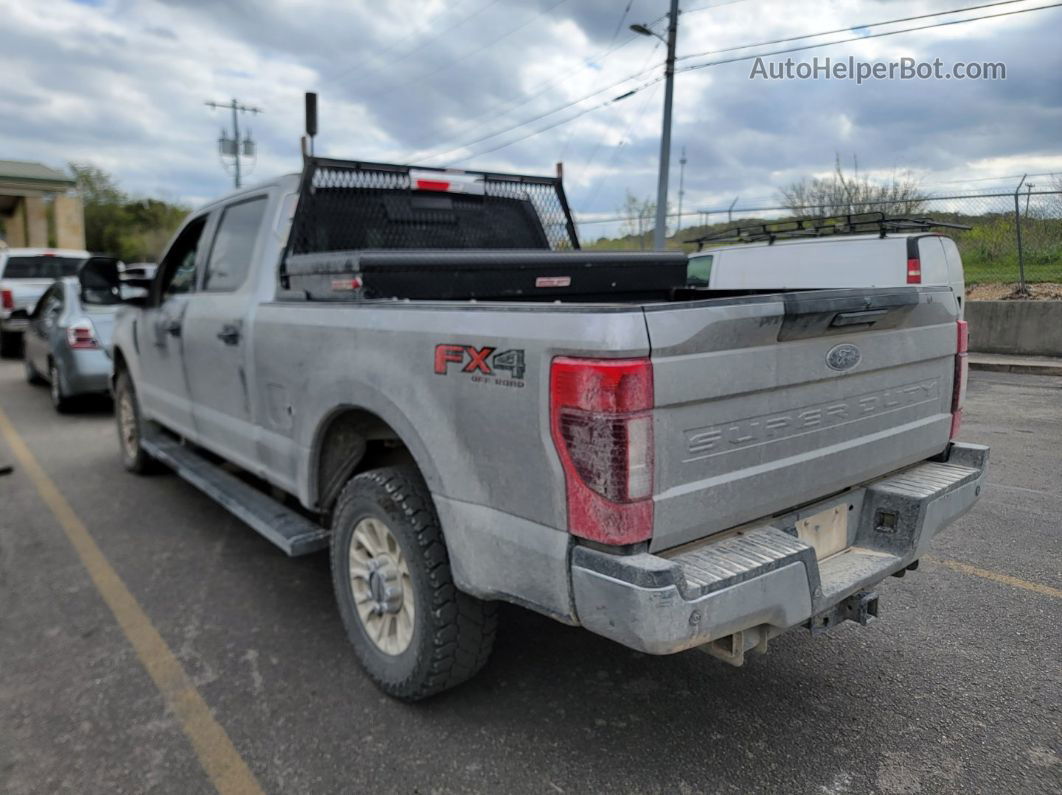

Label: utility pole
[644,0,680,250]
[676,146,687,234]
[205,98,262,189]
[630,4,680,249]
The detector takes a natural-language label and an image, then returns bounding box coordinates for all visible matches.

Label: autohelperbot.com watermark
[749,55,1006,84]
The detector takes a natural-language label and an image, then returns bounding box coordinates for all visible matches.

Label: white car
[0,245,91,356]
[687,218,967,312]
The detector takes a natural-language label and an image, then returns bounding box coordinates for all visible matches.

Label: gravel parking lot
[1,361,1059,795]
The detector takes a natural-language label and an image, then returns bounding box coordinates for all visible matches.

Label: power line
[677,0,1037,62]
[447,74,664,165]
[555,0,635,162]
[569,40,662,187]
[683,0,760,15]
[421,0,1061,166]
[402,33,646,163]
[320,0,505,86]
[577,82,662,212]
[607,0,636,45]
[413,60,665,165]
[677,1,1062,74]
[354,0,570,102]
[404,0,741,165]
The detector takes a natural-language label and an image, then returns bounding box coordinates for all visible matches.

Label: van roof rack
[687,212,971,249]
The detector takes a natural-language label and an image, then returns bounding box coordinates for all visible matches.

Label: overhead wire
[434,0,1060,164]
[570,40,662,191]
[320,0,505,86]
[402,33,646,163]
[676,1,1062,74]
[555,0,638,163]
[578,80,662,213]
[413,58,666,164]
[678,0,1039,62]
[354,0,571,103]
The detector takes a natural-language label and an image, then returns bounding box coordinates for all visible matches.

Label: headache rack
[279,157,689,301]
[687,212,971,249]
[283,157,578,261]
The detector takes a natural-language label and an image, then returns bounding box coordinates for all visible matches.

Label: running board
[141,431,330,556]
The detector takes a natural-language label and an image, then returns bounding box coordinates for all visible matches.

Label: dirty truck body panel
[110,159,986,664]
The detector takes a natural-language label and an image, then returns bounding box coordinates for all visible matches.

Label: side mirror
[78,256,122,305]
[78,256,153,306]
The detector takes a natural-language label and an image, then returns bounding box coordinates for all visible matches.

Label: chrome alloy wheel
[349,517,415,656]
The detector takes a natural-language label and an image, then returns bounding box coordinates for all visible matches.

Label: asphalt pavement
[1,361,1059,794]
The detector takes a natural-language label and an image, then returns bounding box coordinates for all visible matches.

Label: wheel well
[112,347,128,376]
[314,408,414,515]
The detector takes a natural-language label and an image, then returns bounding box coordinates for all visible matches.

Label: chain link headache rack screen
[285,158,580,258]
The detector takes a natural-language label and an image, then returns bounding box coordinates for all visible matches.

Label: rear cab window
[203,197,268,291]
[1,256,85,279]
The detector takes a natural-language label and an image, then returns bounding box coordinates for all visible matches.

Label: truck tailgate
[646,287,958,552]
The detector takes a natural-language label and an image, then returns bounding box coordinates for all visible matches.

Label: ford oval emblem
[826,343,861,372]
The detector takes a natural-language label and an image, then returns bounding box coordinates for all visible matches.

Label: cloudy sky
[1,0,1060,239]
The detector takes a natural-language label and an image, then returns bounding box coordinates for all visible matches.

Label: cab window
[203,197,267,292]
[159,216,208,298]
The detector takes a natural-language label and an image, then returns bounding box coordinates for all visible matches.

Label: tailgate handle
[830,309,888,328]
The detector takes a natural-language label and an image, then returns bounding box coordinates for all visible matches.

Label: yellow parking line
[926,556,1062,600]
[0,407,264,795]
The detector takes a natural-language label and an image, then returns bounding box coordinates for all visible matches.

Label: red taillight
[66,321,98,350]
[906,257,922,284]
[550,357,654,545]
[950,320,968,438]
[0,289,12,310]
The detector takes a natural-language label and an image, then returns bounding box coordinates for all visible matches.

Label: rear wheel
[0,331,21,359]
[330,465,497,700]
[49,360,74,413]
[114,370,161,474]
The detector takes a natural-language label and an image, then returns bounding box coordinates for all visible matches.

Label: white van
[687,231,966,312]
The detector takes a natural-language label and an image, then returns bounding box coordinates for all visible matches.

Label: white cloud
[0,0,1057,240]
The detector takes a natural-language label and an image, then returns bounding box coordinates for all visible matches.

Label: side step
[141,431,330,556]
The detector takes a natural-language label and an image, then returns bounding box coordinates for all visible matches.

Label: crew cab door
[181,195,268,471]
[136,214,209,438]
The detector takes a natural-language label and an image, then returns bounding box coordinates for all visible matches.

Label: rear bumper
[61,349,112,395]
[571,442,989,655]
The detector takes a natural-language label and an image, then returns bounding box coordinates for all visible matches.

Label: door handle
[164,319,182,337]
[217,324,241,346]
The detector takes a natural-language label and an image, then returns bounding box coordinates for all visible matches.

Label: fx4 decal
[434,344,526,385]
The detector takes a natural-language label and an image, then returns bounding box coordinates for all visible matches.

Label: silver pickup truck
[96,158,987,700]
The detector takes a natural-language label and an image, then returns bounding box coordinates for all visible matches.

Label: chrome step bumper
[571,442,989,655]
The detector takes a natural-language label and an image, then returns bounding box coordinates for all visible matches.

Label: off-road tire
[0,331,21,359]
[331,465,498,700]
[114,370,162,474]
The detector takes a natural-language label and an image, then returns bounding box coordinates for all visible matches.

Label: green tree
[69,162,189,262]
